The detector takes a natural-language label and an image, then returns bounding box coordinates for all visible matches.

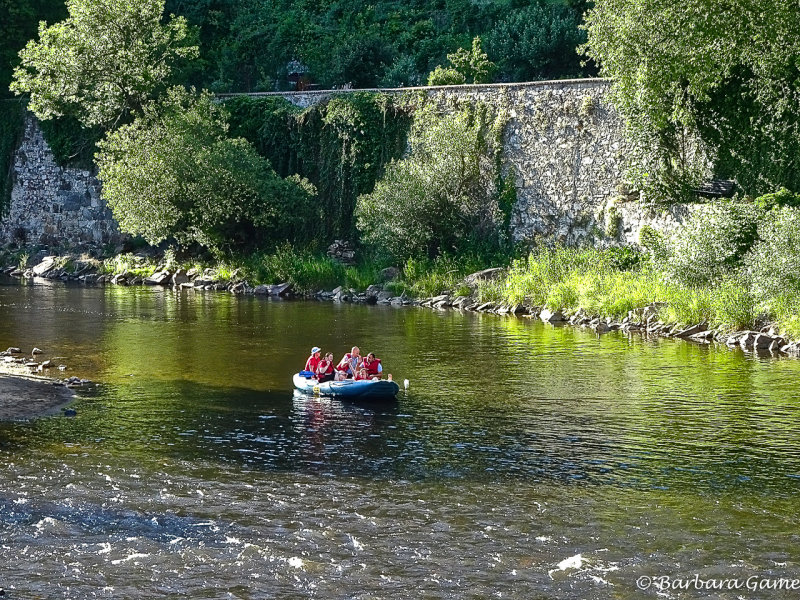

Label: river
[1,279,799,598]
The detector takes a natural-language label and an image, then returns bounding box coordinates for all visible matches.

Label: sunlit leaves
[10,0,197,128]
[356,101,505,261]
[96,87,314,256]
[582,0,800,197]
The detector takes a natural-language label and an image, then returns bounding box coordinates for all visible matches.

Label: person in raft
[336,346,363,379]
[316,352,335,383]
[363,352,383,378]
[304,347,321,375]
[354,366,371,381]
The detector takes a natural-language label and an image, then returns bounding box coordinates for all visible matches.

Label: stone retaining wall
[0,115,119,248]
[1,80,698,250]
[222,80,661,248]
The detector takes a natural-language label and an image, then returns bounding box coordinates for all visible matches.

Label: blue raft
[292,373,400,400]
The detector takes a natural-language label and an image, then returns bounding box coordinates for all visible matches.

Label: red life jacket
[305,355,320,373]
[364,358,382,376]
[317,359,333,376]
[337,353,361,373]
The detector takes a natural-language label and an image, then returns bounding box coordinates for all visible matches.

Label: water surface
[1,279,799,598]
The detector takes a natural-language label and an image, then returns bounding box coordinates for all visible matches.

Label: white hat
[311,346,321,354]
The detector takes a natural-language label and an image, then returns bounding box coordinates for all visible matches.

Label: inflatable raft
[292,373,400,400]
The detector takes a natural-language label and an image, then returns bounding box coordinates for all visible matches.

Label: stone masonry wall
[2,80,699,250]
[0,115,119,248]
[222,80,692,249]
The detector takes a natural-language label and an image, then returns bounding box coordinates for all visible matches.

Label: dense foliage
[164,0,591,91]
[96,88,315,256]
[428,37,496,85]
[0,98,25,214]
[583,0,800,199]
[225,93,413,242]
[38,115,102,168]
[356,100,510,261]
[0,0,66,100]
[10,0,197,128]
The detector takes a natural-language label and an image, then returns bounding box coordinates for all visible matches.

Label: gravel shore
[0,372,75,420]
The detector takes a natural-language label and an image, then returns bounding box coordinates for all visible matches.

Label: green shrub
[638,224,666,257]
[710,277,757,331]
[662,202,761,286]
[97,88,315,257]
[753,187,800,211]
[746,207,800,298]
[605,246,647,271]
[426,66,466,86]
[356,101,507,262]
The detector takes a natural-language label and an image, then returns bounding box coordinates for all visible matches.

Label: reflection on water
[1,279,800,598]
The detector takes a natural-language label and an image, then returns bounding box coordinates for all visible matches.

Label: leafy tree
[380,54,424,88]
[96,87,315,256]
[427,66,466,86]
[11,0,197,128]
[582,0,800,198]
[487,2,586,82]
[429,36,496,85]
[446,36,495,84]
[356,101,507,261]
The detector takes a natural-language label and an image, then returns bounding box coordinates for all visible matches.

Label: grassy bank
[85,245,496,298]
[475,247,800,339]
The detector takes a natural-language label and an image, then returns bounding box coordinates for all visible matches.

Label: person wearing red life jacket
[304,347,321,375]
[316,352,335,383]
[354,366,370,381]
[363,353,382,378]
[336,346,362,379]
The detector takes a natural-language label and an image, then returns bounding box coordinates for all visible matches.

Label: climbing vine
[224,92,413,243]
[0,99,25,217]
[39,115,103,169]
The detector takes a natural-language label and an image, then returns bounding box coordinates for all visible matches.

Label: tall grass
[398,254,491,298]
[240,245,384,293]
[476,248,769,333]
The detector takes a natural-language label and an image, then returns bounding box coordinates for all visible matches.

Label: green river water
[1,279,799,598]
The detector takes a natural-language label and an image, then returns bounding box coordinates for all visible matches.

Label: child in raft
[354,366,371,381]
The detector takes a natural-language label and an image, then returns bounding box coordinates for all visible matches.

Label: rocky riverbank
[0,346,94,420]
[411,296,800,357]
[3,253,800,359]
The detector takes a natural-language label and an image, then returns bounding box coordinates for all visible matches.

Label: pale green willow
[10,0,197,129]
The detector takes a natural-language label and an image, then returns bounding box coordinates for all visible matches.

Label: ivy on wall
[0,99,26,217]
[39,115,103,170]
[224,92,413,243]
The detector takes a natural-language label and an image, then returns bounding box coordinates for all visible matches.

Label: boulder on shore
[145,271,172,285]
[268,282,294,297]
[540,308,566,323]
[32,256,58,276]
[172,269,190,286]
